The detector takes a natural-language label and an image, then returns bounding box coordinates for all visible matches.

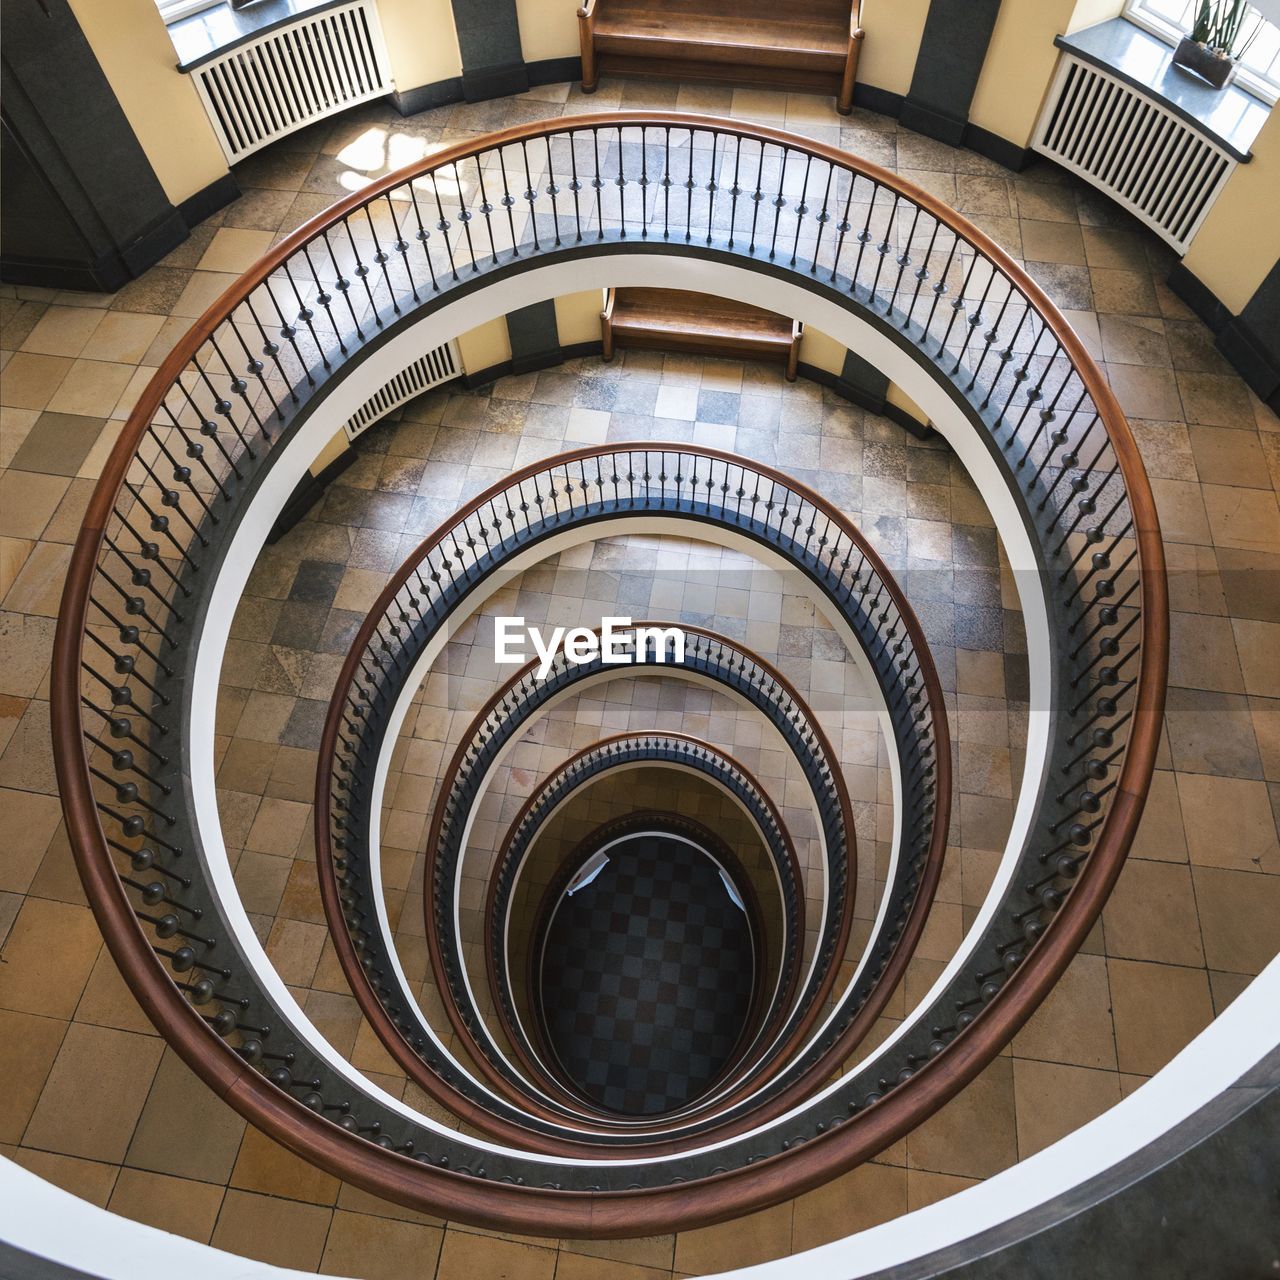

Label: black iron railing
[52,113,1164,1235]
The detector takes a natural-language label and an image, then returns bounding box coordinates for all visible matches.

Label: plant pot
[1171,35,1237,89]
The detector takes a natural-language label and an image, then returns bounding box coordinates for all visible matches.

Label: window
[1124,0,1280,102]
[157,0,223,23]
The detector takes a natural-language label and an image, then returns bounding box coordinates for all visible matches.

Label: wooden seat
[579,0,863,114]
[601,288,802,379]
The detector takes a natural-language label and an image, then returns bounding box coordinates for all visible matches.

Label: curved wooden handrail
[424,622,847,1129]
[50,112,1166,1237]
[507,806,788,1116]
[494,737,776,1112]
[314,444,946,1152]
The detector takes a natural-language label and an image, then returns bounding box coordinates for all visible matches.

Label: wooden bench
[601,288,802,379]
[578,0,864,115]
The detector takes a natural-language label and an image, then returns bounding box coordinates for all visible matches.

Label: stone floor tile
[43,359,132,418]
[0,469,69,539]
[0,1008,66,1144]
[437,1229,558,1280]
[1192,865,1280,974]
[907,1056,1017,1179]
[1102,859,1205,967]
[1108,958,1214,1075]
[1204,484,1280,552]
[1011,952,1117,1070]
[210,1189,332,1270]
[107,1166,225,1243]
[0,896,101,1018]
[125,1048,246,1183]
[0,353,72,410]
[23,1023,162,1162]
[673,1200,793,1273]
[1231,617,1280,698]
[1013,1058,1122,1156]
[19,306,105,359]
[230,1125,340,1205]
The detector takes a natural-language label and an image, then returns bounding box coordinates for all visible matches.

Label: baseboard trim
[462,62,531,103]
[1167,263,1279,411]
[1218,316,1280,412]
[393,78,464,116]
[268,446,358,544]
[528,56,583,87]
[394,56,581,116]
[964,123,1035,173]
[2,171,241,292]
[797,362,934,438]
[899,100,967,148]
[0,252,127,293]
[1167,263,1232,332]
[853,84,904,118]
[850,85,1029,172]
[462,340,603,390]
[120,208,189,277]
[178,173,241,230]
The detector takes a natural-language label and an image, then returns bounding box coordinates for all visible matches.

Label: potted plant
[1172,0,1263,89]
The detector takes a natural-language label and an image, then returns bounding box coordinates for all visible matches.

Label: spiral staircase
[26,109,1277,1276]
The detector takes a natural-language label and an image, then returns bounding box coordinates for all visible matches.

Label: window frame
[1123,0,1280,104]
[158,0,224,25]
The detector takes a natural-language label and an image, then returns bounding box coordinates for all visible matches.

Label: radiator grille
[344,343,461,440]
[1033,54,1236,253]
[193,1,392,163]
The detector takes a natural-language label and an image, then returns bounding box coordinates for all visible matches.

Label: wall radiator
[1032,53,1237,254]
[342,342,462,441]
[193,1,393,164]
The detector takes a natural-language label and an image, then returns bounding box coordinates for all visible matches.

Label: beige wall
[517,0,581,63]
[65,0,227,206]
[310,429,352,477]
[886,382,929,427]
[1065,0,1127,33]
[1182,106,1280,314]
[555,290,605,345]
[378,0,463,88]
[969,0,1078,148]
[457,318,513,374]
[798,327,846,377]
[964,0,1124,148]
[859,0,931,97]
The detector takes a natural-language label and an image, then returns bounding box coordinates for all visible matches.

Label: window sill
[1056,18,1270,162]
[168,0,350,71]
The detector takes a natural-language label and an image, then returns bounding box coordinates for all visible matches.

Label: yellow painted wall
[311,429,352,477]
[378,0,463,88]
[969,0,1076,148]
[554,290,605,345]
[65,0,227,206]
[516,0,580,63]
[970,0,1125,148]
[859,0,932,97]
[887,382,929,427]
[457,318,513,374]
[1183,106,1280,314]
[1066,0,1127,34]
[799,328,928,427]
[798,327,846,376]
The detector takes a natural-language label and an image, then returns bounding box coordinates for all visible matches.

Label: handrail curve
[482,732,783,1113]
[318,447,945,1150]
[50,112,1166,1236]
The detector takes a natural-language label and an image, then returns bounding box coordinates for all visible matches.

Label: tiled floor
[540,829,757,1115]
[1,70,1278,1280]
